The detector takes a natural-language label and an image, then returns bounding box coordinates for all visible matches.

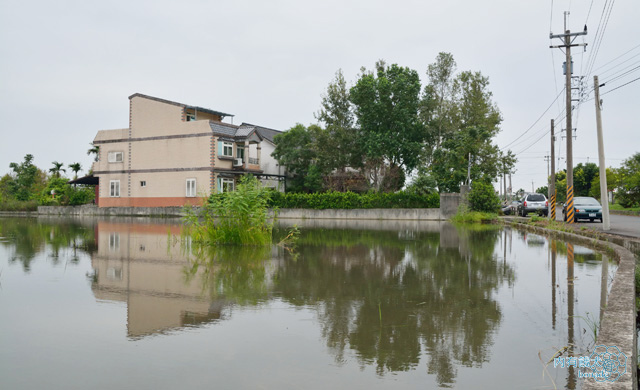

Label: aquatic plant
[183,175,274,246]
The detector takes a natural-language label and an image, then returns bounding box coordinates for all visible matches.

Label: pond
[0,217,617,389]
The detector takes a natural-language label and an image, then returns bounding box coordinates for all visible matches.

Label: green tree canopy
[350,61,425,173]
[272,123,324,193]
[617,152,640,207]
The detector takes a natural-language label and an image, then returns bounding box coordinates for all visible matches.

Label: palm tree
[49,161,66,178]
[68,163,82,180]
[87,143,100,162]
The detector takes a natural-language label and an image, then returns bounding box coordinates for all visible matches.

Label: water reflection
[0,217,97,271]
[0,216,613,389]
[85,219,515,387]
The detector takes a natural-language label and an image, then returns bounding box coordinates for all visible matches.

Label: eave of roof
[128,93,234,118]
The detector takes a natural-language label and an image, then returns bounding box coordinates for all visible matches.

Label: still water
[0,217,616,389]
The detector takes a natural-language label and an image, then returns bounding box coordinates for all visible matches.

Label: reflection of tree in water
[183,245,273,305]
[182,226,514,387]
[0,218,97,272]
[275,227,513,387]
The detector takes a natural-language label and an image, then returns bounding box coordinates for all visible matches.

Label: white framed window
[110,180,120,197]
[222,142,233,157]
[108,233,120,251]
[108,151,124,163]
[140,181,146,187]
[186,178,196,197]
[221,178,234,193]
[236,145,245,161]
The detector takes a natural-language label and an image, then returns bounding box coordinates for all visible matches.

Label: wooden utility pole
[550,22,587,223]
[550,119,556,220]
[593,76,610,230]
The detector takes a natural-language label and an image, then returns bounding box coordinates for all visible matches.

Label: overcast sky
[1,0,638,194]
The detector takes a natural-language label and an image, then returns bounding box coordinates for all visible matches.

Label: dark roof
[241,123,283,143]
[129,93,234,119]
[210,122,239,137]
[68,175,99,186]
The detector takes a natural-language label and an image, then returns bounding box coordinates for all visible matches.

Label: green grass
[183,175,273,246]
[609,203,640,212]
[451,211,498,223]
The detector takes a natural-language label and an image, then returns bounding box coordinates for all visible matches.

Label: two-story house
[92,93,285,207]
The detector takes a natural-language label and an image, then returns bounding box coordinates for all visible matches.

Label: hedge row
[267,191,439,210]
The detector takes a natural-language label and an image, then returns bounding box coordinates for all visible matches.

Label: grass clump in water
[451,209,498,224]
[184,175,274,246]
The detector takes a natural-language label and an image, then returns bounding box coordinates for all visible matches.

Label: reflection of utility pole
[551,241,557,330]
[567,242,576,388]
[600,253,608,324]
[550,14,587,224]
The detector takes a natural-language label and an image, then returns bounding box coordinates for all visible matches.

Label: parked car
[562,196,603,222]
[517,193,548,217]
[502,200,521,215]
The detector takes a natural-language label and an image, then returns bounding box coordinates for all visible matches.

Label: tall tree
[49,161,66,178]
[272,124,324,193]
[420,54,505,192]
[350,61,425,177]
[87,143,100,162]
[617,152,640,207]
[315,69,361,171]
[68,163,82,180]
[421,52,459,149]
[8,154,39,201]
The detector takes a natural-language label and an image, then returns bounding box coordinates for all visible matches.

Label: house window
[186,113,196,121]
[237,145,245,161]
[140,181,146,187]
[109,233,120,251]
[108,151,124,163]
[110,180,120,197]
[222,142,233,157]
[221,178,234,193]
[186,178,196,197]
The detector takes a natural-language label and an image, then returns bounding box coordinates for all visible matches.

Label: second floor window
[108,151,124,163]
[222,142,233,157]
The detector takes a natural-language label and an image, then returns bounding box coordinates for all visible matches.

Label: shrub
[186,175,273,246]
[267,190,439,209]
[468,181,501,213]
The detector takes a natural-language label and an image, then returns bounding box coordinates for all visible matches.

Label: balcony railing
[248,157,259,165]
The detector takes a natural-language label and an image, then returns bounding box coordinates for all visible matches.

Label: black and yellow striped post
[550,190,556,221]
[565,185,574,224]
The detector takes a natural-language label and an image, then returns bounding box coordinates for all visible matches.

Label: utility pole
[594,76,610,230]
[550,119,556,220]
[550,17,587,224]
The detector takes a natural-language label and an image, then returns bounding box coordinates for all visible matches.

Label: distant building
[92,93,285,207]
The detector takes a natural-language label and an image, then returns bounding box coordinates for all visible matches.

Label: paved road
[553,210,640,239]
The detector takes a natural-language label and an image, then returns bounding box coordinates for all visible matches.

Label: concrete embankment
[506,218,638,390]
[34,205,447,220]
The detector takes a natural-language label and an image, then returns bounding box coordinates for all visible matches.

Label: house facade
[92,93,285,207]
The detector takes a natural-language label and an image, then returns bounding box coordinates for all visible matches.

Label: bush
[267,190,439,209]
[468,181,501,213]
[188,175,273,246]
[0,199,38,211]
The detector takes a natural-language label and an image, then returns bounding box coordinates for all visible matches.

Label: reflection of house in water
[90,221,233,339]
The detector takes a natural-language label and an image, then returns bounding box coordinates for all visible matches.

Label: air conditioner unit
[233,158,243,167]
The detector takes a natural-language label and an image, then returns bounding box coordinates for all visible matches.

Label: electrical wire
[601,76,640,96]
[500,89,564,150]
[591,43,640,75]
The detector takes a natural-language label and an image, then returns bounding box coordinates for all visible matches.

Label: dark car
[517,193,548,217]
[502,200,521,215]
[562,197,603,222]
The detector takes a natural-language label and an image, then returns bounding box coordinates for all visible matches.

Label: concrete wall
[38,205,445,220]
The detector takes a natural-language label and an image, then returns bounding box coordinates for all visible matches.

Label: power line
[500,89,564,150]
[592,43,640,75]
[601,76,640,96]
